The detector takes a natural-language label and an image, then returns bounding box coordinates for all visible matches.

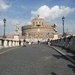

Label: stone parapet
[0,38,23,49]
[51,34,75,51]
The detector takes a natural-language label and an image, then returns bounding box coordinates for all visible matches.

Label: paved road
[0,44,75,75]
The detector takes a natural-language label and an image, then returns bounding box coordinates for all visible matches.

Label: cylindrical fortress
[21,18,57,42]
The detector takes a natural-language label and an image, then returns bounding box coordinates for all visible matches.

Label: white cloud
[68,29,73,33]
[0,19,31,35]
[0,20,4,25]
[22,5,26,9]
[0,0,11,15]
[27,21,31,25]
[31,5,75,21]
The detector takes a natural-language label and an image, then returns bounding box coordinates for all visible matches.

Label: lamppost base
[3,36,6,38]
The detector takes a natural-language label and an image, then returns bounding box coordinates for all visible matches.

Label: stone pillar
[15,41,18,46]
[0,39,3,49]
[9,40,12,47]
[13,41,15,46]
[4,40,7,47]
[21,41,23,46]
[0,40,2,46]
[17,41,19,46]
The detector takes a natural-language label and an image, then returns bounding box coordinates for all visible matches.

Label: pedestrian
[38,40,40,44]
[47,39,50,46]
[23,39,26,47]
[19,39,21,46]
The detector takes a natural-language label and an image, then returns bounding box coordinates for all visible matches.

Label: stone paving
[52,46,75,60]
[0,44,75,75]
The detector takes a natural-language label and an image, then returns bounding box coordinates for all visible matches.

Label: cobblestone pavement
[0,46,19,55]
[0,44,75,75]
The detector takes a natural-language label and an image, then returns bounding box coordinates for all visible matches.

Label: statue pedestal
[14,35,19,39]
[14,32,19,39]
[53,33,58,40]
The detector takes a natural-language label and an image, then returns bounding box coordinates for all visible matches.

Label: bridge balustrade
[0,38,4,49]
[0,38,23,49]
[51,35,75,51]
[59,38,65,47]
[68,35,75,51]
[64,36,72,49]
[57,39,61,46]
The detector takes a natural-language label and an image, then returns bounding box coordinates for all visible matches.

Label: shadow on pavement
[62,47,75,54]
[59,47,75,60]
[70,56,75,60]
[52,54,69,61]
[51,72,58,75]
[68,64,75,73]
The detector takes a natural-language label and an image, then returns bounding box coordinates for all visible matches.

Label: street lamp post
[62,16,65,37]
[3,18,6,38]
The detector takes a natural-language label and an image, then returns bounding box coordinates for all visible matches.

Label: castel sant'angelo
[21,16,58,42]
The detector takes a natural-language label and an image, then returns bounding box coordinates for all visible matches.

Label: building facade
[22,18,58,42]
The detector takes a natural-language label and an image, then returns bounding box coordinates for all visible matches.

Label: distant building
[21,17,58,42]
[64,32,73,37]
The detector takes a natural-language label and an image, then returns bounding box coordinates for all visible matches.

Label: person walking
[19,39,21,46]
[47,39,50,46]
[38,40,40,44]
[23,39,26,47]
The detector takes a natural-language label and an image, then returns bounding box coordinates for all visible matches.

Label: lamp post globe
[62,16,65,37]
[3,18,6,38]
[3,18,6,23]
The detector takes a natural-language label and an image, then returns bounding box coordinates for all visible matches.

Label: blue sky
[0,0,75,36]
